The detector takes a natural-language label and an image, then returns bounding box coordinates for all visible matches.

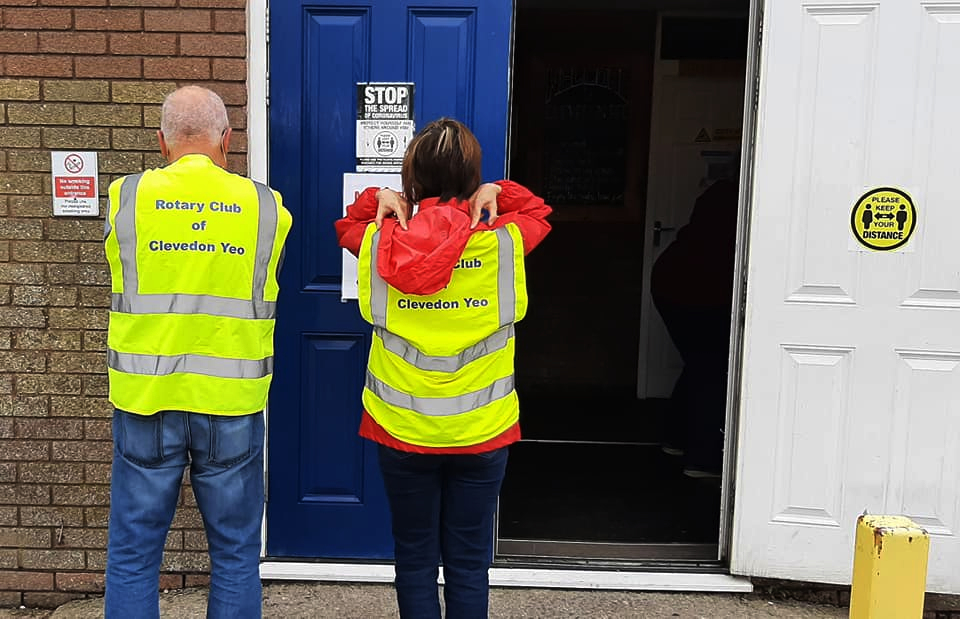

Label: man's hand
[374,188,411,230]
[469,183,501,229]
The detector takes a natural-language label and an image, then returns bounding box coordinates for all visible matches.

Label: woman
[335,118,551,618]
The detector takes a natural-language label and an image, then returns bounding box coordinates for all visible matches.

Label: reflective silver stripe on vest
[495,227,516,327]
[366,371,514,416]
[112,174,279,320]
[375,325,514,373]
[109,349,273,379]
[112,292,275,317]
[369,230,388,326]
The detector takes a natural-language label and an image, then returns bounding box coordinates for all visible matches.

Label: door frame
[249,0,762,589]
[718,0,763,564]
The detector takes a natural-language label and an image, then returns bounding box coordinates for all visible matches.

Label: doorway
[497,1,750,563]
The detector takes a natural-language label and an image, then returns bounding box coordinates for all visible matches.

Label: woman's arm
[334,187,409,256]
[471,180,552,254]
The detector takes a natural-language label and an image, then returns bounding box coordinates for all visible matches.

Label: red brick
[39,32,107,54]
[3,8,72,30]
[56,571,104,593]
[43,0,108,5]
[109,32,176,56]
[181,0,243,6]
[159,573,184,589]
[144,57,210,80]
[226,106,245,129]
[110,0,173,5]
[197,81,245,105]
[214,10,245,33]
[2,55,73,78]
[75,56,140,79]
[0,570,53,591]
[0,31,38,53]
[74,8,141,31]
[212,58,245,81]
[144,9,212,32]
[180,33,245,57]
[185,574,210,587]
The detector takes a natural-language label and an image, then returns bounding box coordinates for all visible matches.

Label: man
[103,85,292,619]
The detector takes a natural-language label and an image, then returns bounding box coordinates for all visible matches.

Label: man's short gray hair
[160,86,229,147]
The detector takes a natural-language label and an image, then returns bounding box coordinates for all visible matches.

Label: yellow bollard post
[849,514,930,619]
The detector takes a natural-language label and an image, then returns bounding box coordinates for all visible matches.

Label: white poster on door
[341,172,403,301]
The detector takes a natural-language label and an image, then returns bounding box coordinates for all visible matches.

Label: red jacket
[335,180,552,453]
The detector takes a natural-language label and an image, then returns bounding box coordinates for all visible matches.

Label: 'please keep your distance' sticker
[850,187,917,251]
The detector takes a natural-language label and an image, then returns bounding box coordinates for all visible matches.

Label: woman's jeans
[105,409,265,619]
[378,444,509,619]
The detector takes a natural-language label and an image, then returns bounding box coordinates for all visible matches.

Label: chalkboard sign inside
[542,67,629,206]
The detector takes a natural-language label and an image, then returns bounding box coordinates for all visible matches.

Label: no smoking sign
[51,151,99,217]
[64,154,84,174]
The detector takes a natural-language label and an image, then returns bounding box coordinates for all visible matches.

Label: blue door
[267,1,514,558]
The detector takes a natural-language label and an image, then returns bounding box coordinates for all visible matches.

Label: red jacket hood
[377,198,482,296]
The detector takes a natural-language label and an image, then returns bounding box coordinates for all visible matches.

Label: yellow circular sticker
[851,187,916,251]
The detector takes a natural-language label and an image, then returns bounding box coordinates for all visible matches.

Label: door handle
[653,220,676,247]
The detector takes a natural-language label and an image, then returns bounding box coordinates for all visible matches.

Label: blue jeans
[377,444,509,619]
[105,410,265,619]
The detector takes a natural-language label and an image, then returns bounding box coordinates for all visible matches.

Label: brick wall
[0,0,249,608]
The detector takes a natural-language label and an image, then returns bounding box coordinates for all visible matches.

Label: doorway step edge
[259,562,753,592]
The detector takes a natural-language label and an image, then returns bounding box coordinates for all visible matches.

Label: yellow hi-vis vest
[104,154,292,416]
[357,222,528,448]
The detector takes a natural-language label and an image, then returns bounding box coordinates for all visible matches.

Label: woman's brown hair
[401,118,482,203]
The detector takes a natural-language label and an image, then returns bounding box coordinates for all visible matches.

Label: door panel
[267,0,512,559]
[732,0,960,593]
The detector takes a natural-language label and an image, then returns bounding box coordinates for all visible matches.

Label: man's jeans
[105,409,265,619]
[378,444,509,619]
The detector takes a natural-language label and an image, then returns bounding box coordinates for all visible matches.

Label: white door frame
[718,0,763,563]
[247,0,759,590]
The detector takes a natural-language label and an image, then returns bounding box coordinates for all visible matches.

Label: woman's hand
[374,188,411,230]
[469,183,501,229]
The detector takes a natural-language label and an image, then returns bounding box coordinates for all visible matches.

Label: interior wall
[510,10,657,393]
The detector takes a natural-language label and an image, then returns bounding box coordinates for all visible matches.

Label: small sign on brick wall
[51,151,99,217]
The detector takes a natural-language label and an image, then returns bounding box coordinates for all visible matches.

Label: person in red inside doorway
[335,117,551,619]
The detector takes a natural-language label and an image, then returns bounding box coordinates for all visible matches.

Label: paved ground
[0,583,851,618]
